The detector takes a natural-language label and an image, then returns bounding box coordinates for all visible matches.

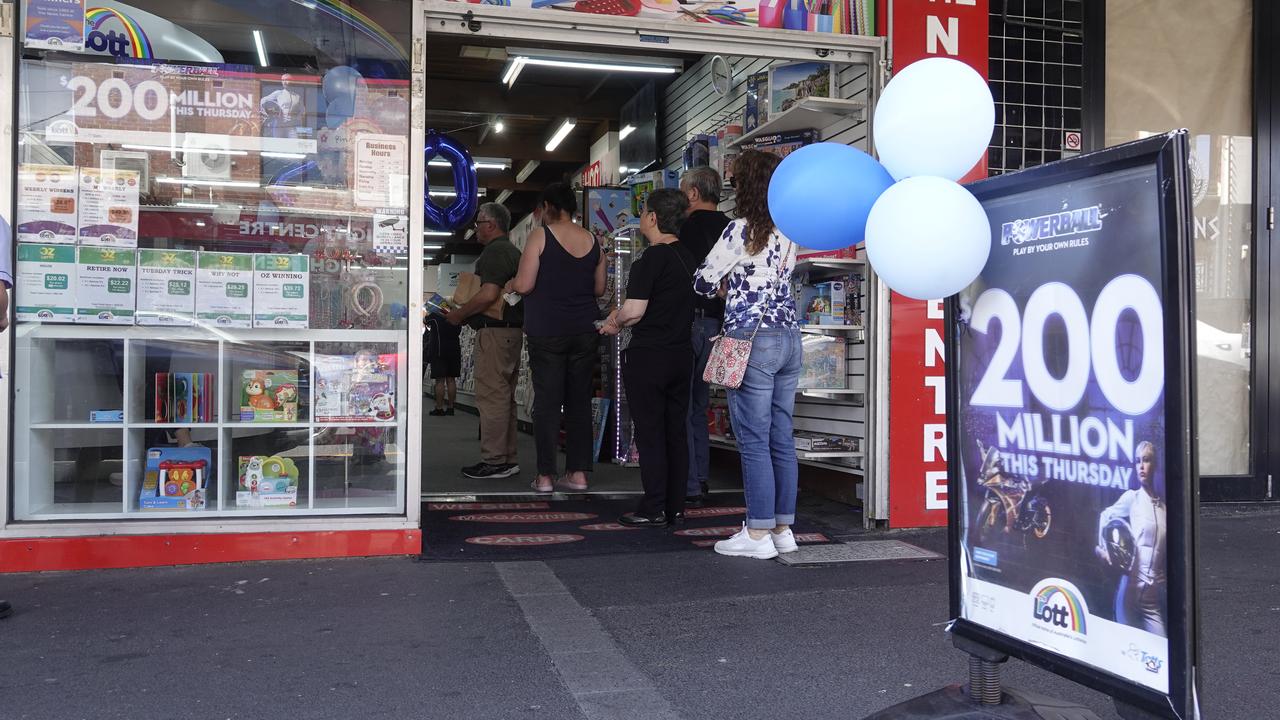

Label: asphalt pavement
[0,503,1275,720]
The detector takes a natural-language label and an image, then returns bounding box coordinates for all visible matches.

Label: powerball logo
[1001,205,1102,246]
[1030,579,1088,637]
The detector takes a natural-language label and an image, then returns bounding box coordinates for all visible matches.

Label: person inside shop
[513,183,607,494]
[678,166,732,508]
[0,214,10,619]
[600,189,697,527]
[1095,440,1168,636]
[693,149,802,560]
[424,309,462,416]
[444,203,524,480]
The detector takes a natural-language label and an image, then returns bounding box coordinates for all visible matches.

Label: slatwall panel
[663,55,873,475]
[988,0,1085,174]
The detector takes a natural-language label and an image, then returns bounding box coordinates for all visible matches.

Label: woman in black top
[600,189,697,527]
[514,183,608,493]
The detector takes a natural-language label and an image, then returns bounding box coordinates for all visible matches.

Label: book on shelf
[240,369,299,423]
[139,446,212,511]
[314,352,397,422]
[236,455,300,508]
[154,372,214,423]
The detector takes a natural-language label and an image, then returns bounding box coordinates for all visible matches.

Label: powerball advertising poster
[954,162,1171,694]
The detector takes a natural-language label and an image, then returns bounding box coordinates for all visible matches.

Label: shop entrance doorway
[417,7,883,505]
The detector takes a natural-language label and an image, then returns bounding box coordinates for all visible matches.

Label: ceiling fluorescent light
[519,57,679,75]
[157,177,260,188]
[430,158,509,171]
[252,30,269,68]
[515,161,540,184]
[424,230,453,237]
[429,189,457,198]
[619,125,636,141]
[424,244,445,250]
[502,57,527,87]
[261,151,308,159]
[175,201,218,209]
[545,119,576,152]
[124,143,247,156]
[493,119,505,134]
[494,190,513,205]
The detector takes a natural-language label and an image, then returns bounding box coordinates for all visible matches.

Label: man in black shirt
[679,167,732,507]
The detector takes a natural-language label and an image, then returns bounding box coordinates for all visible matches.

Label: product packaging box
[16,164,78,244]
[136,249,196,325]
[89,409,124,423]
[768,61,834,116]
[813,280,846,325]
[76,246,136,324]
[744,71,769,132]
[196,252,254,328]
[237,455,300,508]
[154,372,214,423]
[743,129,818,160]
[138,446,212,511]
[797,334,847,390]
[793,431,859,452]
[16,243,77,322]
[314,352,397,422]
[78,167,140,248]
[253,254,310,328]
[240,370,300,422]
[627,170,680,217]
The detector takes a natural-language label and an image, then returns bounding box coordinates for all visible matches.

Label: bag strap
[747,234,793,343]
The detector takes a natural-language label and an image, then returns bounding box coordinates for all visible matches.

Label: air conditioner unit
[182,133,233,181]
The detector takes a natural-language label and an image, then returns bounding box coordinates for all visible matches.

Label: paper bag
[452,272,506,321]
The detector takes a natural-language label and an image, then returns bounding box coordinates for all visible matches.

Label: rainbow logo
[300,0,406,62]
[84,7,153,59]
[1032,583,1088,634]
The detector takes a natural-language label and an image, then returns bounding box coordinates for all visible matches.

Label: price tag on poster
[78,168,140,248]
[948,132,1199,719]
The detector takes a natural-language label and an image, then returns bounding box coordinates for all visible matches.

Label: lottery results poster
[948,133,1199,718]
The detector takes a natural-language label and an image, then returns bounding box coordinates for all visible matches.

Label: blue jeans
[687,315,721,495]
[726,327,802,530]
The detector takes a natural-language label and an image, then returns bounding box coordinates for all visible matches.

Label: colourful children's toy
[139,446,212,511]
[236,455,301,508]
[240,369,300,422]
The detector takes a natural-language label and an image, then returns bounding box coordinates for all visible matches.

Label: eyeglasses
[475,219,494,227]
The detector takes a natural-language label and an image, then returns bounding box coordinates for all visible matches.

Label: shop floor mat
[774,539,943,567]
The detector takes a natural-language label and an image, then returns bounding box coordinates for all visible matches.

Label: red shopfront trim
[886,0,989,528]
[0,529,421,573]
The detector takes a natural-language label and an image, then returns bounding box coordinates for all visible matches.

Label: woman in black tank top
[512,183,608,493]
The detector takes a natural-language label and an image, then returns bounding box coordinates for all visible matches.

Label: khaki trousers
[474,327,523,465]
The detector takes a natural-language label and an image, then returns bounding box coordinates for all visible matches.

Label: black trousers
[527,332,599,476]
[623,346,693,519]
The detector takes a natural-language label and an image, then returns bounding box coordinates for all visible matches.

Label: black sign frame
[945,132,1200,720]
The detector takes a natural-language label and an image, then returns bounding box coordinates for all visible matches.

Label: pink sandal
[555,476,589,492]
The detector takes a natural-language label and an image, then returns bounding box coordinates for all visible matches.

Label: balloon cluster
[768,58,995,300]
[323,65,364,128]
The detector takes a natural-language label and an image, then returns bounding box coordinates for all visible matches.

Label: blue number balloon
[425,130,478,231]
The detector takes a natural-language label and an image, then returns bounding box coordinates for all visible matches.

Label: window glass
[13,0,413,519]
[1106,0,1252,476]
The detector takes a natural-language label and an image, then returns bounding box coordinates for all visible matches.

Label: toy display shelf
[794,256,864,275]
[708,434,863,475]
[12,323,408,521]
[732,97,867,149]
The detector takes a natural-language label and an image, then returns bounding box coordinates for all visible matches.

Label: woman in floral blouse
[693,149,802,560]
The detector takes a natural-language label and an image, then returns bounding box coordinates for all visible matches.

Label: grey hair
[478,202,511,232]
[681,166,722,204]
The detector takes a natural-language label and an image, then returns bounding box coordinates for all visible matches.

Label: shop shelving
[12,323,407,520]
[732,97,867,149]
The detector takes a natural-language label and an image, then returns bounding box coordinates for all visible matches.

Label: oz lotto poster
[953,141,1192,702]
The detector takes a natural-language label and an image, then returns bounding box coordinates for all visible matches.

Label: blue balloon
[767,143,895,251]
[424,130,479,231]
[323,65,362,103]
[325,97,355,128]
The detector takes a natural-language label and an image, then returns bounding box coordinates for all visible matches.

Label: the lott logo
[1030,580,1088,636]
[84,7,154,59]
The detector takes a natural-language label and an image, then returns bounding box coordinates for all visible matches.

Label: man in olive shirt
[445,203,524,479]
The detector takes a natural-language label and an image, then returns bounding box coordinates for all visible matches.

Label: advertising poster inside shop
[953,161,1178,695]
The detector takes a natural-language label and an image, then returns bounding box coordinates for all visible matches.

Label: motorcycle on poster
[950,134,1197,708]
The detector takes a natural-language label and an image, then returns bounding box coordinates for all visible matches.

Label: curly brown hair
[731,149,782,255]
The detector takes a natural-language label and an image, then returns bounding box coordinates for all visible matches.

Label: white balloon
[874,58,995,181]
[864,176,991,300]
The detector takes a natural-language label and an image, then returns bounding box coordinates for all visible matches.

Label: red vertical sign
[886,0,989,527]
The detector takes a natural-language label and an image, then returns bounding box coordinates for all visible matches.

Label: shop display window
[12,0,413,520]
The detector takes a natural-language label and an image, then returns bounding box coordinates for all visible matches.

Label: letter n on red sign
[886,0,988,528]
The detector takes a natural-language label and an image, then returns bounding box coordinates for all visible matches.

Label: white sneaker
[770,528,799,553]
[714,524,779,560]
